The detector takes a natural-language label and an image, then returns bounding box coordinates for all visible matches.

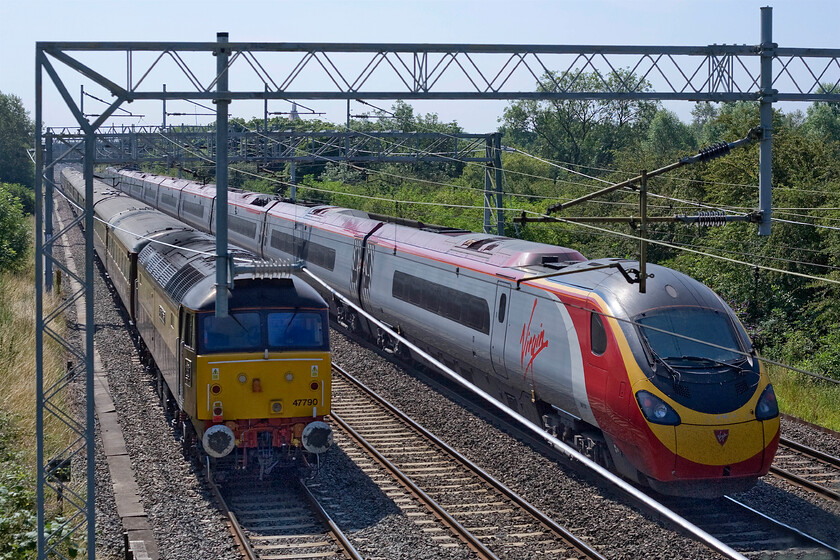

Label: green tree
[501,69,658,168]
[0,184,29,272]
[0,92,34,189]
[643,109,696,160]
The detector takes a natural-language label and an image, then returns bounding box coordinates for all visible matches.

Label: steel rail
[297,478,364,560]
[723,496,840,557]
[206,472,258,560]
[770,437,840,501]
[333,363,606,560]
[330,411,501,560]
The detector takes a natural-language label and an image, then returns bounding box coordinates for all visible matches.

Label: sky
[1,0,838,133]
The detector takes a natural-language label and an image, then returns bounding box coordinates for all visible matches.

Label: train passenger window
[498,293,507,323]
[201,312,261,352]
[591,312,607,356]
[391,270,490,335]
[267,311,326,349]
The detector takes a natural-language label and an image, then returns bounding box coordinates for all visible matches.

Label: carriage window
[591,312,607,356]
[498,293,507,323]
[201,312,261,352]
[392,270,490,334]
[267,311,327,349]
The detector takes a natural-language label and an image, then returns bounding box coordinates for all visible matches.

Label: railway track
[662,494,840,559]
[338,334,840,559]
[330,363,605,560]
[209,472,361,560]
[770,437,840,501]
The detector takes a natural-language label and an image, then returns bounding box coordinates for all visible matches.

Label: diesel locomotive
[104,167,780,496]
[60,167,333,473]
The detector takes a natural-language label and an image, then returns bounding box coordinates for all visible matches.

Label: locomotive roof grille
[460,237,505,251]
[139,246,179,287]
[166,264,205,302]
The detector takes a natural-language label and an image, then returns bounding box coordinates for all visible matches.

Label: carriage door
[490,280,510,379]
[350,238,363,296]
[178,309,192,409]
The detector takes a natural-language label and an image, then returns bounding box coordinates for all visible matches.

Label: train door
[358,243,374,311]
[179,308,196,417]
[490,280,510,379]
[584,299,622,430]
[350,238,363,298]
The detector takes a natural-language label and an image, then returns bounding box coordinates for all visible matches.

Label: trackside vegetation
[0,90,80,556]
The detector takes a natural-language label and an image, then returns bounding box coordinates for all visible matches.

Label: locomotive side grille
[673,382,691,398]
[166,265,205,302]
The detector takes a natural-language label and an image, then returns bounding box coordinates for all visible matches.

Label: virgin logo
[520,299,549,376]
[715,429,730,446]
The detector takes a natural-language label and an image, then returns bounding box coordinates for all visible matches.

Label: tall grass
[0,257,68,460]
[0,225,80,557]
[768,365,840,432]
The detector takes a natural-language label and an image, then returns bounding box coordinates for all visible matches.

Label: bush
[1,184,33,216]
[0,185,28,272]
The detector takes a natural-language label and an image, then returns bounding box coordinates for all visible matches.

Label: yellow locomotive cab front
[195,351,331,422]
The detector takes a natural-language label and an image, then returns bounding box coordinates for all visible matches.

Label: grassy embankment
[0,243,79,557]
[768,365,840,432]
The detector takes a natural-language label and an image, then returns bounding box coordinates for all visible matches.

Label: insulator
[695,210,727,227]
[697,142,731,163]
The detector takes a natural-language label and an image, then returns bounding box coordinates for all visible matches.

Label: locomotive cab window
[267,311,327,349]
[201,312,261,352]
[591,312,607,356]
[182,313,195,349]
[637,308,743,364]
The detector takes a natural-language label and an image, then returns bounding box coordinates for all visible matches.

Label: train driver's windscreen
[200,309,327,352]
[201,312,261,352]
[636,307,743,364]
[267,311,326,349]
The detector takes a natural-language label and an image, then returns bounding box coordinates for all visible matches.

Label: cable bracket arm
[546,127,762,215]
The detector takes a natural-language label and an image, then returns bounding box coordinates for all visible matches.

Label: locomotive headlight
[238,373,247,384]
[285,372,294,382]
[755,384,779,420]
[635,390,681,426]
[270,400,283,414]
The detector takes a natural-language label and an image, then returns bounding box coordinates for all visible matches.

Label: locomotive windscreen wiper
[647,346,682,382]
[667,355,750,374]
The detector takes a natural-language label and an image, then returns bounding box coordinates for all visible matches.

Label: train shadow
[732,478,840,553]
[308,442,403,531]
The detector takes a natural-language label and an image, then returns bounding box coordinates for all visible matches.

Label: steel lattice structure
[45,126,495,164]
[35,7,840,558]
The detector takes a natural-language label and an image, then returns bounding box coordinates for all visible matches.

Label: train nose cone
[202,424,236,458]
[301,421,333,454]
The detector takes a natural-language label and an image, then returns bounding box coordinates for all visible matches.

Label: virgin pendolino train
[104,167,780,497]
[60,167,333,473]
